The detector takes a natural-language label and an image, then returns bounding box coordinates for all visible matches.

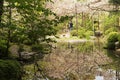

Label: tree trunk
[6,2,12,57]
[0,0,4,23]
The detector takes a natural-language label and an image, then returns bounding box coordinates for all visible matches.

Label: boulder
[20,52,36,60]
[9,45,19,58]
[115,49,120,55]
[94,31,102,37]
[115,41,120,49]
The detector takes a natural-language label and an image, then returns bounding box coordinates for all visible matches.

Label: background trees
[0,0,60,57]
[0,0,59,79]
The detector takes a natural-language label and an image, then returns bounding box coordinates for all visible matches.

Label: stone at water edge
[115,49,120,55]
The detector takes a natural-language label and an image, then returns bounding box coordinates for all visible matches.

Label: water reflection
[104,50,120,80]
[95,76,104,80]
[27,41,120,80]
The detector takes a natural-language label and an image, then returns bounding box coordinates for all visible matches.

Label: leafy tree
[109,0,120,23]
[0,0,61,57]
[103,15,118,32]
[0,0,61,79]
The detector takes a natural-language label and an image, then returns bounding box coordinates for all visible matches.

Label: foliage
[32,43,52,54]
[106,32,119,50]
[71,30,78,36]
[0,40,7,55]
[10,27,28,44]
[0,0,4,23]
[71,27,93,39]
[23,61,49,80]
[109,0,120,5]
[0,59,21,80]
[104,27,117,35]
[22,64,34,80]
[103,15,118,31]
[0,0,60,79]
[105,50,120,71]
[85,30,93,39]
[117,34,120,42]
[107,32,118,42]
[0,0,61,57]
[56,16,72,34]
[78,42,93,53]
[84,17,93,31]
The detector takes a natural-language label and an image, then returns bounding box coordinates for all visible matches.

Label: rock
[20,52,36,60]
[115,41,120,49]
[115,49,120,55]
[94,31,102,37]
[9,45,19,58]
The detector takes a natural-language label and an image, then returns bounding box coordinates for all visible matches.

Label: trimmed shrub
[107,32,118,42]
[106,32,119,50]
[105,27,117,35]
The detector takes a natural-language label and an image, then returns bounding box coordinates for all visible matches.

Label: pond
[22,40,120,80]
[43,40,120,80]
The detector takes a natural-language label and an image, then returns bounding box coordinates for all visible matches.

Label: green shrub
[71,28,93,39]
[71,30,78,36]
[78,28,86,38]
[32,44,43,52]
[107,32,118,42]
[85,31,93,39]
[0,60,21,80]
[105,27,117,35]
[23,39,32,45]
[117,34,120,42]
[106,32,119,50]
[32,43,51,54]
[0,40,7,55]
[78,42,93,53]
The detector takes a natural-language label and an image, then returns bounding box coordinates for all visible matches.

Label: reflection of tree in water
[105,50,120,80]
[43,41,115,79]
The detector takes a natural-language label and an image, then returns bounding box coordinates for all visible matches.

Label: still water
[44,41,120,80]
[23,41,120,80]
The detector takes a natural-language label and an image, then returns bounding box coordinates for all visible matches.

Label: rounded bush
[0,60,21,80]
[106,32,119,50]
[105,27,117,35]
[107,32,118,42]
